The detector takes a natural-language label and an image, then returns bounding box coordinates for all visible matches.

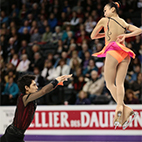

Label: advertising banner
[29,109,141,130]
[0,105,142,141]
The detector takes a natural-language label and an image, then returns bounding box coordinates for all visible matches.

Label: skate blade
[114,121,120,129]
[122,112,138,130]
[114,111,122,129]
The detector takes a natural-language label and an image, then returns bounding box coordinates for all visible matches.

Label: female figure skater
[0,74,72,142]
[91,2,142,129]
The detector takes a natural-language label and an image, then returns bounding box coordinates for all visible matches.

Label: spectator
[78,43,92,61]
[85,16,96,34]
[70,58,81,75]
[27,44,41,61]
[126,18,133,25]
[83,59,98,78]
[70,11,79,26]
[124,89,140,104]
[95,43,103,53]
[75,24,85,39]
[40,1,48,13]
[29,52,44,72]
[58,12,68,26]
[10,26,17,37]
[133,57,141,69]
[51,26,62,44]
[32,44,40,53]
[94,43,104,68]
[69,50,82,67]
[27,13,34,26]
[30,28,41,45]
[41,26,52,43]
[64,31,74,48]
[76,30,90,45]
[48,13,57,32]
[0,11,9,25]
[5,63,16,74]
[8,48,16,62]
[138,44,142,63]
[67,43,76,57]
[54,59,70,77]
[131,73,142,99]
[91,10,99,22]
[126,42,136,55]
[29,20,38,35]
[132,35,141,55]
[76,8,84,19]
[40,9,47,19]
[19,4,27,19]
[31,3,39,19]
[82,51,91,69]
[126,65,141,84]
[54,40,64,59]
[38,16,47,34]
[83,70,105,101]
[41,60,56,81]
[75,90,91,105]
[0,55,4,70]
[6,37,18,58]
[46,53,56,66]
[0,37,7,60]
[20,27,30,43]
[18,40,28,57]
[96,3,103,17]
[33,67,45,88]
[13,33,20,47]
[1,22,7,30]
[0,44,3,56]
[54,51,70,68]
[0,77,5,96]
[62,0,70,13]
[74,75,86,92]
[53,7,60,20]
[10,54,20,67]
[4,70,16,83]
[73,67,82,83]
[1,76,19,105]
[18,20,31,34]
[65,6,72,20]
[72,1,83,12]
[10,12,20,27]
[10,4,19,17]
[16,54,30,72]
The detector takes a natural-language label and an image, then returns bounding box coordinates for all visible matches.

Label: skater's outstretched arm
[23,74,72,106]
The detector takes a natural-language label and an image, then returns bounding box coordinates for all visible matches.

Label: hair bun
[115,2,120,8]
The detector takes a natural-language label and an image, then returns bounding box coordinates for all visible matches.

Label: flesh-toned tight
[104,53,133,124]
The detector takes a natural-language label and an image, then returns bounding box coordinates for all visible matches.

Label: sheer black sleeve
[23,79,58,106]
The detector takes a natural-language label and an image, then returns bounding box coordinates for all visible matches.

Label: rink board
[0,105,142,142]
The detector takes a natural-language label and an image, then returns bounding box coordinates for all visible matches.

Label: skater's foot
[122,105,133,125]
[114,105,123,129]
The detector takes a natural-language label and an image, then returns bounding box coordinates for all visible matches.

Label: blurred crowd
[0,0,141,105]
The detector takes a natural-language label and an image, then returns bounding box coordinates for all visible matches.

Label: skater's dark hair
[17,75,35,94]
[107,2,120,14]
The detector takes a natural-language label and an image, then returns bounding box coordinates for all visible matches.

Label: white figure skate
[122,111,138,130]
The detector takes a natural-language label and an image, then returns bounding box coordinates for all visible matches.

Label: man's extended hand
[56,74,72,83]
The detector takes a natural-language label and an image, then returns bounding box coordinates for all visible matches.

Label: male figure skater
[0,74,72,142]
